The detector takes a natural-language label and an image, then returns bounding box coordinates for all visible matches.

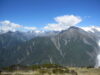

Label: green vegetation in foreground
[0,64,100,75]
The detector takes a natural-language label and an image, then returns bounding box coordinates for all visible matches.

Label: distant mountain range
[0,26,100,68]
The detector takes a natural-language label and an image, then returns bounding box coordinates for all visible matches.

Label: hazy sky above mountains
[0,0,100,32]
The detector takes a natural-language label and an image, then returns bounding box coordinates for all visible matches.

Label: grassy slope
[0,67,100,75]
[69,67,100,75]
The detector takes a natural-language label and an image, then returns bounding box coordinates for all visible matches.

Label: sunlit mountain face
[0,26,100,68]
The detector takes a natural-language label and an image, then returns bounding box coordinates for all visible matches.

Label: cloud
[44,15,82,31]
[0,15,82,33]
[23,26,36,30]
[0,20,22,32]
[81,26,100,33]
[0,20,37,33]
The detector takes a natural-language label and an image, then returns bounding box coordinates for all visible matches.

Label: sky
[0,0,100,32]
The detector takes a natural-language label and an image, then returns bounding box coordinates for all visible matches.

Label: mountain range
[0,26,100,68]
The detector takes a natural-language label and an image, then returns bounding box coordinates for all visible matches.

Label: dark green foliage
[30,64,62,70]
[52,68,69,74]
[30,65,41,70]
[40,64,62,68]
[1,64,71,74]
[69,70,78,75]
[86,66,94,69]
[2,64,30,71]
[39,69,48,74]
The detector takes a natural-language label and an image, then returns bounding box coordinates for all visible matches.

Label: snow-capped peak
[81,26,100,33]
